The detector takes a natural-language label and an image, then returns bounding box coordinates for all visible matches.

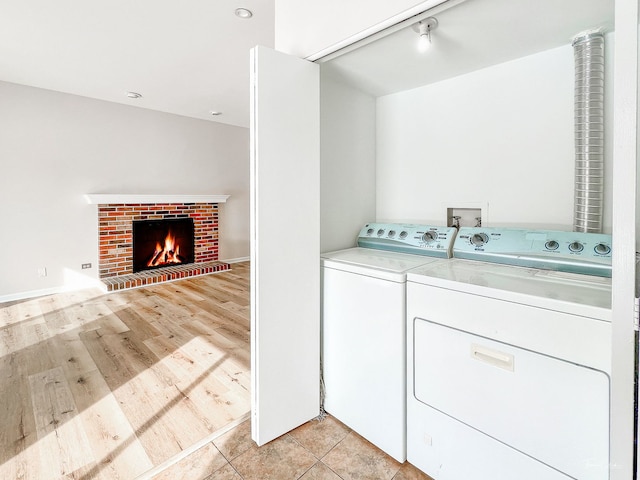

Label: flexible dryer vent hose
[573,32,605,233]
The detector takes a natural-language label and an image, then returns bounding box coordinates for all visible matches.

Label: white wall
[275,0,436,59]
[376,41,614,232]
[320,73,377,252]
[0,81,249,300]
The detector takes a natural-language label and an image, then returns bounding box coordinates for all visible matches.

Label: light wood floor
[0,262,250,480]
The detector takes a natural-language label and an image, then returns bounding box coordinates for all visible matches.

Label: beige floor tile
[322,431,401,480]
[230,434,317,480]
[213,419,254,461]
[392,462,435,480]
[299,462,343,480]
[204,462,242,480]
[151,443,228,480]
[289,415,351,459]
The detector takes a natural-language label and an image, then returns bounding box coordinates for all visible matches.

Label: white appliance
[322,222,457,462]
[407,227,613,480]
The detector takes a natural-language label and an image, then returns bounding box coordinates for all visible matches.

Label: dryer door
[413,318,609,480]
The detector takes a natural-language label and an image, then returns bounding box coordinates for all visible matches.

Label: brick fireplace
[87,195,231,291]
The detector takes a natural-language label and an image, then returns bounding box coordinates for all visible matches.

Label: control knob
[366,228,374,236]
[470,233,489,247]
[388,230,396,238]
[399,231,408,239]
[568,241,584,253]
[594,243,611,255]
[545,240,559,251]
[377,229,385,237]
[421,231,438,243]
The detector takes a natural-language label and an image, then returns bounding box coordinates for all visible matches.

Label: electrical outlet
[37,267,47,277]
[81,263,92,269]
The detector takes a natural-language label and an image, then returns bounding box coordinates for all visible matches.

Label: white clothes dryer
[321,223,456,462]
[406,227,613,480]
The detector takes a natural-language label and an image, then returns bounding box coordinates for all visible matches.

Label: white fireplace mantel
[84,194,230,205]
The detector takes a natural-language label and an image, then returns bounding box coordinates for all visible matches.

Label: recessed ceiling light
[235,8,253,19]
[210,111,223,116]
[126,91,142,99]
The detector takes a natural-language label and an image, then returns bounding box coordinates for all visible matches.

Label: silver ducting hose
[573,32,605,233]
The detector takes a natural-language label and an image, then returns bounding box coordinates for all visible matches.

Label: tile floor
[151,414,434,480]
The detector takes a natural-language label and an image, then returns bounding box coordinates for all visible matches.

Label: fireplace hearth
[132,218,195,273]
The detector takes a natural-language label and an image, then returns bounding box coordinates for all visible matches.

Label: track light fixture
[412,17,438,53]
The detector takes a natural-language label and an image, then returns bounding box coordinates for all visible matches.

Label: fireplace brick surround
[97,202,229,290]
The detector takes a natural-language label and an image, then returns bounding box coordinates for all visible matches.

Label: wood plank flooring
[0,262,250,480]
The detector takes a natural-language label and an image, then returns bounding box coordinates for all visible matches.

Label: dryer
[321,222,456,462]
[406,227,613,480]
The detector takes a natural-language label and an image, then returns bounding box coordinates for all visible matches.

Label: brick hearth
[100,260,229,292]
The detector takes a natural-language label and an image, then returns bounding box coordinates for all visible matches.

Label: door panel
[413,319,609,480]
[250,46,320,445]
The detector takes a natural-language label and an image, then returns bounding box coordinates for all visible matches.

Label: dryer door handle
[470,344,515,372]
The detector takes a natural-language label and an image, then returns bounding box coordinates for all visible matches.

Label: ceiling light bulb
[126,91,142,99]
[235,8,253,19]
[412,17,438,53]
[418,32,431,52]
[210,111,222,116]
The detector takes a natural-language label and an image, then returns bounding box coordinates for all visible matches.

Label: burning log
[149,249,164,266]
[146,231,185,267]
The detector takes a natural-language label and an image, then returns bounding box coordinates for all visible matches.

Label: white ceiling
[0,0,615,128]
[0,0,274,128]
[322,0,615,97]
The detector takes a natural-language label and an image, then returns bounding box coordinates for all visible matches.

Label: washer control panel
[453,227,612,277]
[357,223,457,258]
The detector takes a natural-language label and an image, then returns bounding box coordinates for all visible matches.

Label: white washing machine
[321,222,457,462]
[406,227,613,480]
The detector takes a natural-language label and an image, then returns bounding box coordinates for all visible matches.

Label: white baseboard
[0,286,65,304]
[0,279,106,304]
[222,256,250,264]
[0,283,106,304]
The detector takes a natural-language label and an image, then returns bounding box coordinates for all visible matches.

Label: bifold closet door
[250,45,320,446]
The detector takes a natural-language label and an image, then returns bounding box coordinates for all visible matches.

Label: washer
[406,227,613,480]
[321,222,456,462]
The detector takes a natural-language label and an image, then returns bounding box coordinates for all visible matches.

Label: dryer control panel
[357,223,457,258]
[453,227,612,277]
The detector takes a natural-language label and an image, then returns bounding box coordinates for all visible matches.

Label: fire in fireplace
[132,218,195,272]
